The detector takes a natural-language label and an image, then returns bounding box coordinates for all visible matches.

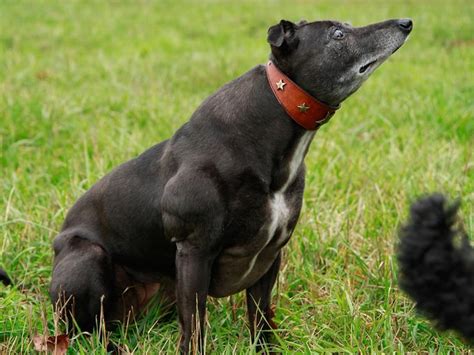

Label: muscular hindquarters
[50,234,116,331]
[50,233,173,331]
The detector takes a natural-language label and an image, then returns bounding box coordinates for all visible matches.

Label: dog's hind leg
[50,233,117,332]
[246,252,281,350]
[50,232,173,333]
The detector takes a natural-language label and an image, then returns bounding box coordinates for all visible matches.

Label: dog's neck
[262,63,337,191]
[250,65,324,192]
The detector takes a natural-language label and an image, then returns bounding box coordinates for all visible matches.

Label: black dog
[398,194,474,342]
[49,18,412,352]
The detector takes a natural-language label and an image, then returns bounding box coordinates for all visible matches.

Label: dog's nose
[397,18,413,33]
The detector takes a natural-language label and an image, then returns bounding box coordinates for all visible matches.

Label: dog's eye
[333,29,345,40]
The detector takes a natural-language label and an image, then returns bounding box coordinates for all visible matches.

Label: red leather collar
[265,61,339,130]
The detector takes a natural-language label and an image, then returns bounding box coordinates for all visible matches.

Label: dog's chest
[209,132,314,297]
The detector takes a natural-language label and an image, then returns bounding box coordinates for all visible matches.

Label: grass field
[1,0,473,353]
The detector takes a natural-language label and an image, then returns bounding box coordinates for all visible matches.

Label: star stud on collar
[297,103,310,113]
[275,79,286,91]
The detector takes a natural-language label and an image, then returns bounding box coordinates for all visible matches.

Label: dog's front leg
[246,252,281,351]
[162,171,224,353]
[176,241,214,354]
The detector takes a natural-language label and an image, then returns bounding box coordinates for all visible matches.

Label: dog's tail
[0,267,12,286]
[398,193,474,341]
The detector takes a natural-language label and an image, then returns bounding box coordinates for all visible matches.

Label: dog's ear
[267,20,299,51]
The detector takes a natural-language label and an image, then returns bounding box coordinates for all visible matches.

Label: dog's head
[268,18,412,107]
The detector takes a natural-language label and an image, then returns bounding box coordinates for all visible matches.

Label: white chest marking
[239,132,315,282]
[281,131,315,191]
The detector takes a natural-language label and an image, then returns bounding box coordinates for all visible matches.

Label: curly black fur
[0,267,12,286]
[398,193,474,341]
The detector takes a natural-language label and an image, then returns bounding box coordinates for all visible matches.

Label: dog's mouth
[359,39,408,75]
[390,42,404,55]
[359,59,377,74]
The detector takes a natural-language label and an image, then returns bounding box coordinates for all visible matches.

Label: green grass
[1,0,473,353]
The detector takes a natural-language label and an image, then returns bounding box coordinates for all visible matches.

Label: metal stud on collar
[297,103,310,113]
[275,79,286,90]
